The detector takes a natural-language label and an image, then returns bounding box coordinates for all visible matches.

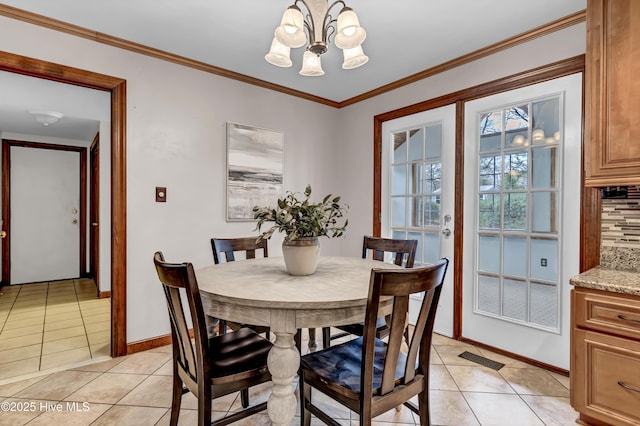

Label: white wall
[333,23,587,257]
[0,15,586,344]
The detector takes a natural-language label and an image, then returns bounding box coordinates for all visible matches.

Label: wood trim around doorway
[0,50,128,357]
[1,140,87,284]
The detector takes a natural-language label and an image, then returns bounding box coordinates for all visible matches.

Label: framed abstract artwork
[226,123,284,221]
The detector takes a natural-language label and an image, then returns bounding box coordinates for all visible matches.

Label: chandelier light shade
[334,7,366,49]
[300,50,325,76]
[265,0,368,76]
[274,6,306,48]
[265,38,293,67]
[342,45,369,69]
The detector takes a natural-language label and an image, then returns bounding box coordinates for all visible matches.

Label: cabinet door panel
[574,329,640,425]
[585,0,640,185]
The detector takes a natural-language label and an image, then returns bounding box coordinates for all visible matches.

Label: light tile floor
[0,331,579,425]
[0,279,111,382]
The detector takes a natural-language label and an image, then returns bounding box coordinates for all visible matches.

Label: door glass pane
[410,196,422,227]
[423,196,440,226]
[505,105,529,148]
[424,162,441,193]
[530,238,557,281]
[393,132,407,162]
[503,192,527,230]
[408,231,423,264]
[503,279,527,321]
[392,165,407,195]
[479,193,501,229]
[478,235,500,273]
[423,232,439,264]
[408,128,423,161]
[425,124,442,159]
[532,98,560,145]
[392,197,405,227]
[532,192,558,233]
[504,237,527,277]
[479,111,502,152]
[532,147,557,188]
[477,275,500,314]
[530,282,557,328]
[504,152,528,190]
[479,154,502,190]
[409,163,421,194]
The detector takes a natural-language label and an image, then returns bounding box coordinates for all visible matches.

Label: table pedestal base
[267,331,299,425]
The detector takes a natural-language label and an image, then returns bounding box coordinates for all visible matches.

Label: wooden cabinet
[585,0,640,186]
[571,287,640,425]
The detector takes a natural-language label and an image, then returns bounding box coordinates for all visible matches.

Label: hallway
[0,278,110,382]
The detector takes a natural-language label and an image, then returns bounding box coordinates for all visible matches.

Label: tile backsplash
[601,187,640,271]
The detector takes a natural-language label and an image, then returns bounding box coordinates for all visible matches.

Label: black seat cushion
[209,327,271,378]
[300,337,408,397]
[335,317,388,337]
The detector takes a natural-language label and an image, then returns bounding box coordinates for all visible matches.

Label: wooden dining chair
[321,236,417,349]
[210,237,271,337]
[153,251,272,426]
[300,258,449,426]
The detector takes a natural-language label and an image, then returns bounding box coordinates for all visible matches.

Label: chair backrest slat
[362,236,417,268]
[361,258,449,399]
[211,237,268,264]
[154,252,210,388]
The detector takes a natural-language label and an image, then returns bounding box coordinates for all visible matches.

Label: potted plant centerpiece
[253,185,348,276]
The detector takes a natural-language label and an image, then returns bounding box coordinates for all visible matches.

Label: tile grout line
[38,282,50,372]
[74,278,95,360]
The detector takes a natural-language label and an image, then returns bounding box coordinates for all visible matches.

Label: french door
[462,73,582,369]
[381,104,456,337]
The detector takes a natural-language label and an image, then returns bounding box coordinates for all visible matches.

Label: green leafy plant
[253,185,348,242]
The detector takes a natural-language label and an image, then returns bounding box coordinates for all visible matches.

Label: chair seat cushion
[335,317,388,337]
[300,337,408,396]
[209,327,272,378]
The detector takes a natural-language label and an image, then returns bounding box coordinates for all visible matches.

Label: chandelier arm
[296,0,316,47]
[323,0,346,44]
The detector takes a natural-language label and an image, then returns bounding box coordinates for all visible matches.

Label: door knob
[0,231,6,238]
[72,219,78,224]
[441,228,452,237]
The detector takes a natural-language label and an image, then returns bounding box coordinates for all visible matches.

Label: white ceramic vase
[282,237,320,276]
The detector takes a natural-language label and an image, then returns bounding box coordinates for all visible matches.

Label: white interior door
[462,74,582,369]
[382,104,455,337]
[11,146,80,284]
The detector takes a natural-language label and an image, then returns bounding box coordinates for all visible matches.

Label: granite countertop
[570,266,640,296]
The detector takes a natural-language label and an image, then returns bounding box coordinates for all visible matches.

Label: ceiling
[0,0,586,140]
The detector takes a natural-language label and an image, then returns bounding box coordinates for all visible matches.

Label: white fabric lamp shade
[299,50,324,76]
[342,45,369,69]
[265,37,293,67]
[274,6,307,48]
[334,8,366,49]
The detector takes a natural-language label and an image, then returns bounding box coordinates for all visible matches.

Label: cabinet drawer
[574,330,640,425]
[574,289,640,340]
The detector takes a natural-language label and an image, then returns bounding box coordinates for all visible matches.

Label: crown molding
[0,4,585,109]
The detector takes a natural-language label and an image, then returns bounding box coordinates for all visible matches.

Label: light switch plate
[156,187,167,203]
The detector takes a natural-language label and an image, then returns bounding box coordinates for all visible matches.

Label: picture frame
[226,122,284,221]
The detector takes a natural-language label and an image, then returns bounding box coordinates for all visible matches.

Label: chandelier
[265,0,368,76]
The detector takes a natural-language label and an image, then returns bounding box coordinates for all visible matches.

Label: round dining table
[195,255,399,426]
